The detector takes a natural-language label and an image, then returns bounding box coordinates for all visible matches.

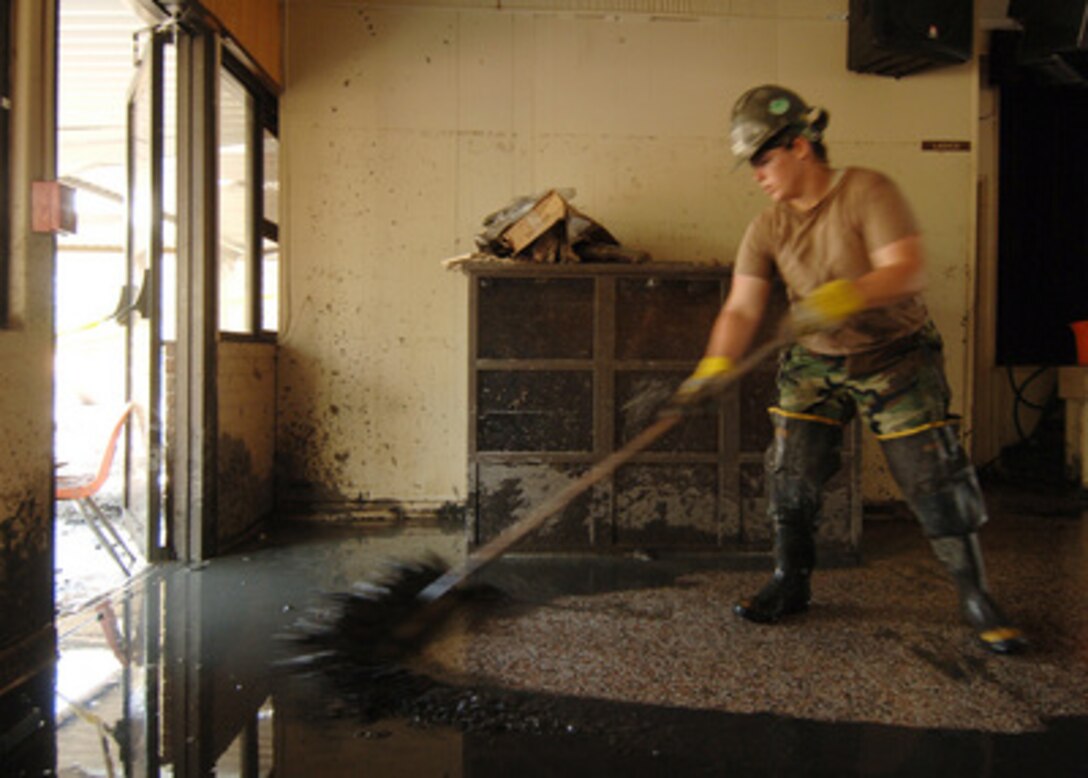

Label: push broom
[284,320,796,671]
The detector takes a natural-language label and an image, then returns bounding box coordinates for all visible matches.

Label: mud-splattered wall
[278,0,978,513]
[1,0,58,695]
[217,341,277,547]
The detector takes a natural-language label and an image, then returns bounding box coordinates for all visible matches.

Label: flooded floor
[20,481,1088,775]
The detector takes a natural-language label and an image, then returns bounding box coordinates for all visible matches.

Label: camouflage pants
[773,320,953,438]
[770,321,985,537]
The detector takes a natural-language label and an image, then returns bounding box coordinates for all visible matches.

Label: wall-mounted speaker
[847,0,974,78]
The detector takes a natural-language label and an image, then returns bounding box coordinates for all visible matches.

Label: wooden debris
[500,190,568,255]
[469,189,650,265]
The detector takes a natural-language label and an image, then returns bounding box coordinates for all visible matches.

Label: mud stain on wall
[277,413,354,507]
[218,433,274,548]
[217,339,277,544]
[0,495,51,648]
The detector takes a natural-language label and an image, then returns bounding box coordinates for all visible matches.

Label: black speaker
[848,0,974,78]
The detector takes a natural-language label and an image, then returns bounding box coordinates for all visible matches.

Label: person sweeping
[672,84,1026,655]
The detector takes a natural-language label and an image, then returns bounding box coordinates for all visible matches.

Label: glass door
[125,28,174,562]
[121,27,175,775]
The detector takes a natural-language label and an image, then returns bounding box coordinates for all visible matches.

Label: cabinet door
[611,275,730,548]
[474,462,608,549]
[476,369,594,452]
[614,370,720,452]
[613,462,721,548]
[614,276,722,361]
[477,276,594,359]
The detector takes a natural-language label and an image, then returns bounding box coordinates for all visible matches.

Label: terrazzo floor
[428,507,1088,735]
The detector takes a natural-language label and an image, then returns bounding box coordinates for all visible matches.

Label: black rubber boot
[881,425,1027,654]
[880,424,989,539]
[734,414,842,624]
[734,522,813,623]
[930,534,1028,655]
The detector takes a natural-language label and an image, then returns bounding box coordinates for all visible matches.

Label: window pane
[262,236,278,331]
[162,41,177,342]
[218,69,252,333]
[262,125,279,333]
[263,128,278,225]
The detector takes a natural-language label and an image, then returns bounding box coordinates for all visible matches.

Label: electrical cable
[1006,364,1055,443]
[979,365,1063,484]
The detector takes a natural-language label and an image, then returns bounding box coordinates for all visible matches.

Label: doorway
[53,0,181,746]
[52,2,281,764]
[55,0,154,613]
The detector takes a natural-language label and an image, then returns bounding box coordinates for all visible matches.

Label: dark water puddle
[283,662,1088,777]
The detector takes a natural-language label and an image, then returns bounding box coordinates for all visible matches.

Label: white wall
[279,0,979,511]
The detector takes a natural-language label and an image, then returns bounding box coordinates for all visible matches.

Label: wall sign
[921,140,971,152]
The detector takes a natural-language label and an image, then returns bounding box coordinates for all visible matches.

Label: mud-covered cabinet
[466,262,861,557]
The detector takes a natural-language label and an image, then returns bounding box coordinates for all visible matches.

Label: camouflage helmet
[730,84,827,162]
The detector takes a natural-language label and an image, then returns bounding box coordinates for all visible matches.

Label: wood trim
[460,260,733,278]
[187,0,282,92]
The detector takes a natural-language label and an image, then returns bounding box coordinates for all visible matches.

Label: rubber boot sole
[732,598,809,624]
[977,626,1028,655]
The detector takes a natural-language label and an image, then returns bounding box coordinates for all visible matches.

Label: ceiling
[57,0,251,253]
[58,0,148,137]
[58,0,149,249]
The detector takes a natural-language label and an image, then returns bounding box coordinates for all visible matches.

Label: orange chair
[56,402,140,576]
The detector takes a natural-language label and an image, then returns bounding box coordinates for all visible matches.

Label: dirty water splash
[275,558,611,737]
[277,555,452,673]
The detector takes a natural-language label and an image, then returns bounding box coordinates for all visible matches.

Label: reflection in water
[53,525,468,776]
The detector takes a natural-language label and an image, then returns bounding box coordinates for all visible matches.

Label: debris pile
[471,189,650,265]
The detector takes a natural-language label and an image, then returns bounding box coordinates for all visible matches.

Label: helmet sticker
[769,97,791,115]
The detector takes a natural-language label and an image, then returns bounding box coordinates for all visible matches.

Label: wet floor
[12,480,1088,776]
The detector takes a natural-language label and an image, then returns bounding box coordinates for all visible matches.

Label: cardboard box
[500,189,566,254]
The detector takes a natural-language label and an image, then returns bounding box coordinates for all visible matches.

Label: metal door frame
[125,27,168,561]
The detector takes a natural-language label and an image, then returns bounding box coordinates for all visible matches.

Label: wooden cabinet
[466,262,861,558]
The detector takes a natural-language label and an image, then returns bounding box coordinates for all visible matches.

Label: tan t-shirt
[734,167,929,355]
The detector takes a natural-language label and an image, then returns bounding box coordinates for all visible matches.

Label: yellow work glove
[792,279,866,334]
[669,355,734,409]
